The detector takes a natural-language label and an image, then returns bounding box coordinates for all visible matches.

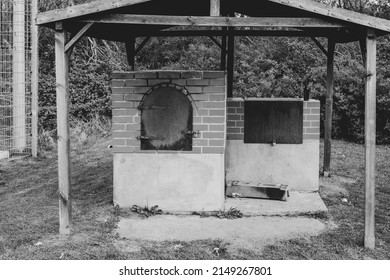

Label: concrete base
[225,191,327,216]
[226,139,320,192]
[114,153,225,212]
[0,150,10,160]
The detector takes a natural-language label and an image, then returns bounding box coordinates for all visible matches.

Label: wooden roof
[37,0,390,43]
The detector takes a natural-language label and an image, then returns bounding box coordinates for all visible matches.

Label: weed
[131,205,163,218]
[193,207,243,219]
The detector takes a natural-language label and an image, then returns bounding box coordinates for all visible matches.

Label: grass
[1,120,390,259]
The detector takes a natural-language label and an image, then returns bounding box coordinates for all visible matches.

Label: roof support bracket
[135,36,151,56]
[64,23,94,54]
[208,36,222,49]
[310,37,328,57]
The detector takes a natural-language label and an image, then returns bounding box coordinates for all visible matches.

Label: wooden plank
[83,14,347,28]
[31,0,39,157]
[310,37,328,57]
[244,100,303,144]
[226,181,290,201]
[125,37,136,70]
[227,28,234,98]
[134,36,151,56]
[210,0,220,16]
[65,23,94,53]
[267,0,390,33]
[208,36,222,49]
[221,28,227,71]
[55,27,72,236]
[323,38,336,176]
[364,29,377,249]
[37,0,151,25]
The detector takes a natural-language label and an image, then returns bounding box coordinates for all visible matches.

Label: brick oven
[111,70,226,212]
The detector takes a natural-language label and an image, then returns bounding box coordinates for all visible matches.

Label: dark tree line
[38,0,390,143]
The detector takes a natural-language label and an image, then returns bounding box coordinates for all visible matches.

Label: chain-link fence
[0,0,35,159]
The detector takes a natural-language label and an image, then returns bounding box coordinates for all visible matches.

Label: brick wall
[226,98,320,141]
[111,70,226,154]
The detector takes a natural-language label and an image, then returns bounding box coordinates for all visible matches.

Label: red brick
[240,127,245,133]
[194,139,209,146]
[112,101,137,109]
[227,114,241,121]
[209,94,225,101]
[193,116,203,124]
[171,79,186,86]
[203,71,225,79]
[227,108,236,114]
[203,117,224,123]
[134,116,141,124]
[186,86,203,94]
[311,121,320,127]
[227,121,235,127]
[202,86,225,93]
[202,147,224,154]
[111,94,124,101]
[113,116,134,123]
[158,71,181,79]
[202,132,224,139]
[191,94,209,101]
[112,72,134,79]
[209,140,225,146]
[126,124,140,131]
[124,93,143,101]
[113,131,138,138]
[227,127,240,134]
[111,87,134,94]
[195,109,209,116]
[303,134,319,140]
[305,127,320,133]
[227,134,244,140]
[112,109,127,116]
[227,101,243,107]
[303,121,311,128]
[236,121,244,127]
[125,109,139,116]
[209,109,225,116]
[125,79,147,86]
[181,71,203,79]
[133,87,149,94]
[310,108,320,114]
[112,124,126,131]
[209,125,225,132]
[307,115,320,121]
[303,108,311,114]
[111,80,126,87]
[113,139,126,146]
[186,79,209,86]
[307,101,320,108]
[197,102,225,109]
[236,107,244,114]
[181,147,202,154]
[112,146,136,153]
[126,139,140,146]
[148,79,170,86]
[193,124,208,131]
[134,72,157,79]
[210,79,225,86]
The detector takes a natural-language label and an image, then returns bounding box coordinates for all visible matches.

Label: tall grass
[38,115,111,153]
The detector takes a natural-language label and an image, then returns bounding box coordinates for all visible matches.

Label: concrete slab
[116,215,326,250]
[224,191,327,216]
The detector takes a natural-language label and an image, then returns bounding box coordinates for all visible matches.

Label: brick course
[111,71,226,154]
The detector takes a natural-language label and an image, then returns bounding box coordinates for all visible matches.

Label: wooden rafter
[82,14,347,28]
[208,36,222,49]
[310,37,328,57]
[134,36,151,56]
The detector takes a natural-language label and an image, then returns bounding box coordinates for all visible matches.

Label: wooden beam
[310,37,328,57]
[65,23,94,53]
[31,0,39,157]
[83,14,347,28]
[126,37,136,70]
[210,0,220,16]
[36,0,152,25]
[55,27,72,236]
[208,36,222,49]
[359,38,367,68]
[227,28,234,97]
[323,38,336,176]
[221,29,227,71]
[134,36,151,56]
[364,29,377,249]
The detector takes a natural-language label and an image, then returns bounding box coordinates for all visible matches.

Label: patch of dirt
[319,176,352,198]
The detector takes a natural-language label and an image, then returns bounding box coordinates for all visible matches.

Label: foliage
[37,0,390,143]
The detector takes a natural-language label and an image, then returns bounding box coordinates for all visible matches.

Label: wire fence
[0,0,33,159]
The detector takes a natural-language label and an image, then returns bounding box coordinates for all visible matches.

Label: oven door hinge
[137,135,166,140]
[138,105,166,110]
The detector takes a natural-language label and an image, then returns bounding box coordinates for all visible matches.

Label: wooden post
[210,0,220,16]
[227,28,234,97]
[31,0,39,157]
[55,23,72,236]
[323,38,336,176]
[364,29,377,249]
[125,37,136,71]
[221,28,227,71]
[13,0,26,152]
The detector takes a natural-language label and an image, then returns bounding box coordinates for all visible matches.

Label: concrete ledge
[224,191,328,216]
